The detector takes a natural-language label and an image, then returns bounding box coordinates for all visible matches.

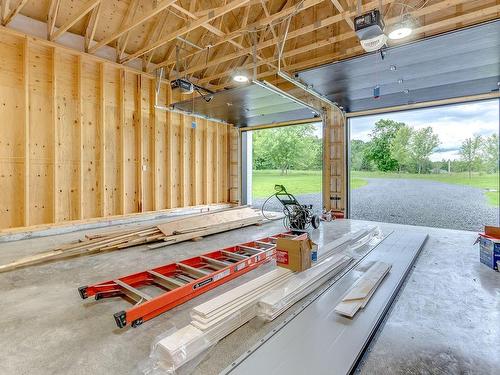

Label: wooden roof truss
[1,0,498,89]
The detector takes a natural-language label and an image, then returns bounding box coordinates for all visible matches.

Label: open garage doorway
[348,99,500,231]
[247,122,323,215]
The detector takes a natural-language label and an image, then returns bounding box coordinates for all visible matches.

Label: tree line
[253,124,322,174]
[352,119,499,176]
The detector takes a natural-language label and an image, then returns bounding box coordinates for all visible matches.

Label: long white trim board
[223,230,428,375]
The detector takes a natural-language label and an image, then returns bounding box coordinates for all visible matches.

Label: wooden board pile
[334,261,392,318]
[154,227,382,371]
[0,207,265,273]
[258,253,352,321]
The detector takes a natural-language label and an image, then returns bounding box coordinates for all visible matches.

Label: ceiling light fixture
[232,70,249,83]
[388,17,413,40]
[388,26,412,40]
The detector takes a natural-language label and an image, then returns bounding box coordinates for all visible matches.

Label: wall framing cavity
[0,29,239,230]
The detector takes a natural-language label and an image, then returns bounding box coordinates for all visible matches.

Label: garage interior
[0,1,499,375]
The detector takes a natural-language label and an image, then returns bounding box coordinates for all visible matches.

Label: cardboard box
[276,235,313,272]
[477,226,500,271]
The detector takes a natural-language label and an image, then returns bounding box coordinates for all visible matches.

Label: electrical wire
[260,192,278,221]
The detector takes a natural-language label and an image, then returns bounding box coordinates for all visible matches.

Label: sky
[349,99,500,161]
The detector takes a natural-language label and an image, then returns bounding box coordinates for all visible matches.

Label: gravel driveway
[252,178,499,232]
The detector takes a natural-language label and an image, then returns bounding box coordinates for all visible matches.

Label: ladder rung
[200,256,230,269]
[255,240,274,248]
[221,250,248,261]
[176,274,196,283]
[148,270,184,289]
[178,263,210,278]
[114,279,152,303]
[238,245,262,254]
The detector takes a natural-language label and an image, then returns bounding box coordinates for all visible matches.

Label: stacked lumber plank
[0,207,264,273]
[258,253,353,320]
[334,261,392,318]
[154,227,382,371]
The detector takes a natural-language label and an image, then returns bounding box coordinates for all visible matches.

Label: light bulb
[388,26,412,40]
[232,74,249,83]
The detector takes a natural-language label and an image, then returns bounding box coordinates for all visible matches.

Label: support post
[165,83,173,208]
[51,47,58,222]
[150,81,158,210]
[99,63,106,217]
[23,37,30,226]
[240,131,252,206]
[77,55,84,219]
[119,69,126,214]
[136,74,143,212]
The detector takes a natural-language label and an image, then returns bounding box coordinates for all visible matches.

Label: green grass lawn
[351,171,499,206]
[252,170,321,198]
[252,169,499,206]
[252,170,368,198]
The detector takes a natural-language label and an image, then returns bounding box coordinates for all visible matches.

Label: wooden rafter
[150,0,322,72]
[142,14,168,70]
[330,0,355,29]
[89,0,178,54]
[165,3,276,76]
[260,1,278,40]
[1,1,9,23]
[175,0,360,79]
[203,0,492,87]
[210,5,252,79]
[84,2,101,52]
[121,0,251,64]
[117,0,141,61]
[47,0,61,39]
[2,0,29,26]
[50,0,101,41]
[0,0,495,91]
[199,0,483,84]
[252,2,500,86]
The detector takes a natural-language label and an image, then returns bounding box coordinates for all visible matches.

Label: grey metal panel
[172,83,319,127]
[224,230,428,375]
[296,20,500,112]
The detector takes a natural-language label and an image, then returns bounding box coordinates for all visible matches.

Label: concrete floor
[0,219,498,374]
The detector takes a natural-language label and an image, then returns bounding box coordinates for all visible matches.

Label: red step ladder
[78,232,298,328]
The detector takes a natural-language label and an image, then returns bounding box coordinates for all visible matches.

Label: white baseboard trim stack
[334,261,392,318]
[151,227,382,371]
